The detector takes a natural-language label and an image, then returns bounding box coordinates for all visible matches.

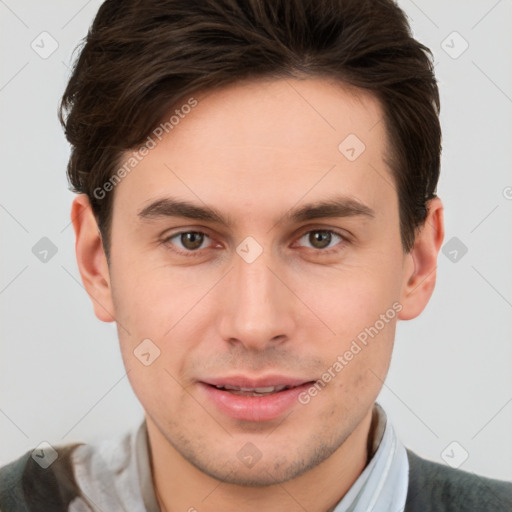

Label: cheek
[298,264,400,337]
[109,256,216,393]
[114,302,191,423]
[294,262,399,390]
[307,318,395,423]
[110,252,206,337]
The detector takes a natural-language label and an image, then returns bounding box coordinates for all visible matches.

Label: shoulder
[0,443,83,512]
[0,423,148,512]
[405,448,512,512]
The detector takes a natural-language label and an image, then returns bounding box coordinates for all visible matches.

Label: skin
[72,77,444,512]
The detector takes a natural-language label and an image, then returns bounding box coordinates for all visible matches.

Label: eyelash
[160,229,349,258]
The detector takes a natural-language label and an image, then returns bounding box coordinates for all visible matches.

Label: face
[76,77,438,487]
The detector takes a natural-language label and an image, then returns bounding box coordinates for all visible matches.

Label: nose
[217,246,297,351]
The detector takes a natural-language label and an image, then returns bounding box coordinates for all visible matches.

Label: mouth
[209,384,300,397]
[198,376,316,421]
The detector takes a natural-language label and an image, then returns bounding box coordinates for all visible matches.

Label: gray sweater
[404,449,512,511]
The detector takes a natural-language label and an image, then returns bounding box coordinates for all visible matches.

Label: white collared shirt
[331,403,409,512]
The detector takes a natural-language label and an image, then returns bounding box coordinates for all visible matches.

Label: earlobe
[398,197,445,321]
[71,195,116,323]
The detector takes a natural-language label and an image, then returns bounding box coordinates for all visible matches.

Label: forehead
[113,77,396,226]
[162,77,388,166]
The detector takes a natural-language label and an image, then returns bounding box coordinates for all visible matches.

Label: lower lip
[199,382,314,422]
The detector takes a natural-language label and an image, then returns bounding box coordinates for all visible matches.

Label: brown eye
[179,232,205,250]
[309,230,332,249]
[296,229,345,252]
[163,231,210,254]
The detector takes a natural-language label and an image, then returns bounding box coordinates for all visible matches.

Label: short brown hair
[59,0,441,257]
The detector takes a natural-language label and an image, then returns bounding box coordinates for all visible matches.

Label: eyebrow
[137,195,375,227]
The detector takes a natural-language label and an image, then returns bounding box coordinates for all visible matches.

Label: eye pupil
[309,230,331,249]
[181,232,203,250]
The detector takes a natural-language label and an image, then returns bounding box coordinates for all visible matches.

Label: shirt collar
[136,402,408,512]
[330,402,409,512]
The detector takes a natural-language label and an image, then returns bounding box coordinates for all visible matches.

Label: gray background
[1,0,511,481]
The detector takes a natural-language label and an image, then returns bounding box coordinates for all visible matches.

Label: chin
[180,438,342,487]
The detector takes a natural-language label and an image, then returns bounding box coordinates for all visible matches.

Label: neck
[148,408,374,512]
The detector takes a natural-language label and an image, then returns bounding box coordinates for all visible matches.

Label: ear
[71,194,115,323]
[398,197,444,320]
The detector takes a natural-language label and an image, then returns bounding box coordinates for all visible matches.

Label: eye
[164,231,212,254]
[296,229,346,252]
[161,228,348,258]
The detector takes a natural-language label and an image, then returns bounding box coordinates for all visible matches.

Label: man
[0,0,510,510]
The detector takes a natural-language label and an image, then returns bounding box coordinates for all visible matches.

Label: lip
[199,375,315,422]
[202,375,310,389]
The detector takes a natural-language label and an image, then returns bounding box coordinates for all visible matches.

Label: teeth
[214,385,290,394]
[248,386,275,393]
